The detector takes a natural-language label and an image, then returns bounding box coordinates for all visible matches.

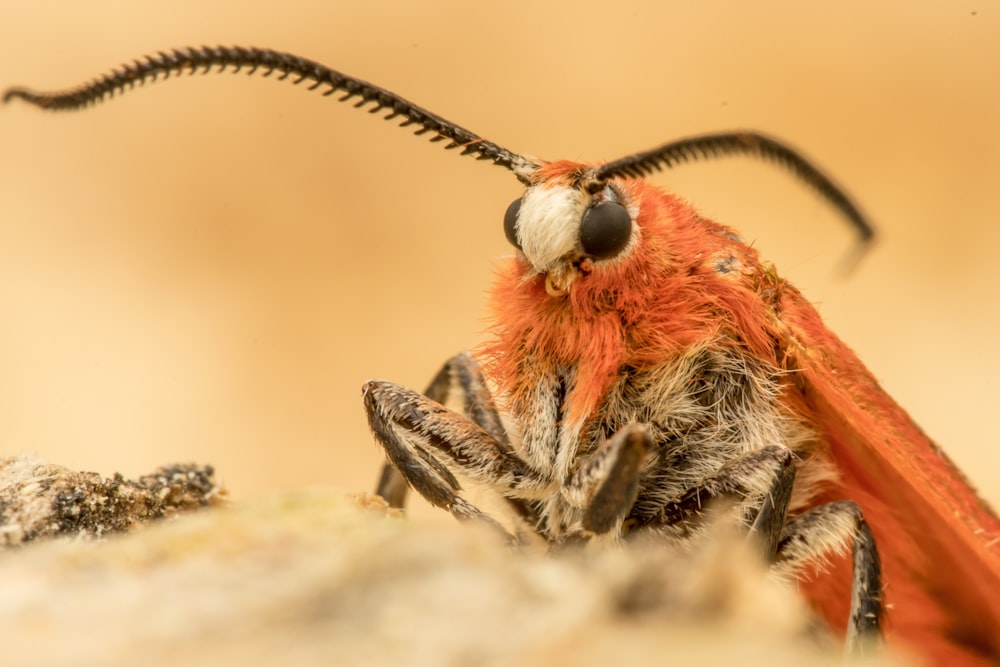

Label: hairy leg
[374,353,514,506]
[364,376,550,537]
[775,500,883,655]
[634,446,883,652]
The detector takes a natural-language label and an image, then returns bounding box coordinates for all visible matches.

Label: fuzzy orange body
[484,164,1000,665]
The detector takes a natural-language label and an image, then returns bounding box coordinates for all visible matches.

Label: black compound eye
[503,197,522,249]
[580,201,632,259]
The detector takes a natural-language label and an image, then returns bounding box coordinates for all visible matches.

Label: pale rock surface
[0,457,906,667]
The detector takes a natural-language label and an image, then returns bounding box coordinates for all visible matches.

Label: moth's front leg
[363,377,547,536]
[375,352,514,509]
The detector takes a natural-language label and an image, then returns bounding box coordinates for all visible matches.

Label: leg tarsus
[450,497,518,545]
[375,462,408,509]
[846,517,883,657]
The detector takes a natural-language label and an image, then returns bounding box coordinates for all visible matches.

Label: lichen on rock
[0,455,224,546]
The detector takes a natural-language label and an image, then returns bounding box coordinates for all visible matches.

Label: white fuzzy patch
[515,185,588,274]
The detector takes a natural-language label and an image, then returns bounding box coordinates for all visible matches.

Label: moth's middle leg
[634,446,884,653]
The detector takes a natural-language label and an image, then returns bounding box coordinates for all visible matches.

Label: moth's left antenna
[3,45,539,183]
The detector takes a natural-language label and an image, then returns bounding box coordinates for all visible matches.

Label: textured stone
[0,471,907,667]
[0,455,224,545]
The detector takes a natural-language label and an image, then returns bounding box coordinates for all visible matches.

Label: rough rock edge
[0,454,225,546]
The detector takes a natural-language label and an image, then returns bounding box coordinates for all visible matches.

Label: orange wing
[779,284,1000,666]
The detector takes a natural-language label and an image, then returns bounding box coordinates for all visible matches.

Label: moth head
[502,166,639,295]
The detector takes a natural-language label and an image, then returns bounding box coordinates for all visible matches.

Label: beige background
[1,2,997,513]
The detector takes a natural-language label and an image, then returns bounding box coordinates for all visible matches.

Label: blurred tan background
[1,2,997,512]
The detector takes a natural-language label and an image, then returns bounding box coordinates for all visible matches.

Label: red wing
[779,286,1000,665]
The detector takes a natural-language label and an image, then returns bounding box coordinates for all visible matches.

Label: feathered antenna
[593,132,874,245]
[2,45,539,183]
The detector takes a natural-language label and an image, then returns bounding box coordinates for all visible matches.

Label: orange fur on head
[484,173,783,424]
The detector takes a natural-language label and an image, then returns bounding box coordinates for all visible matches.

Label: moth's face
[503,181,640,295]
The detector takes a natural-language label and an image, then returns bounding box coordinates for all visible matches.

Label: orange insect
[6,46,1000,665]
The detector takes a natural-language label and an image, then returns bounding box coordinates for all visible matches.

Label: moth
[6,46,1000,665]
